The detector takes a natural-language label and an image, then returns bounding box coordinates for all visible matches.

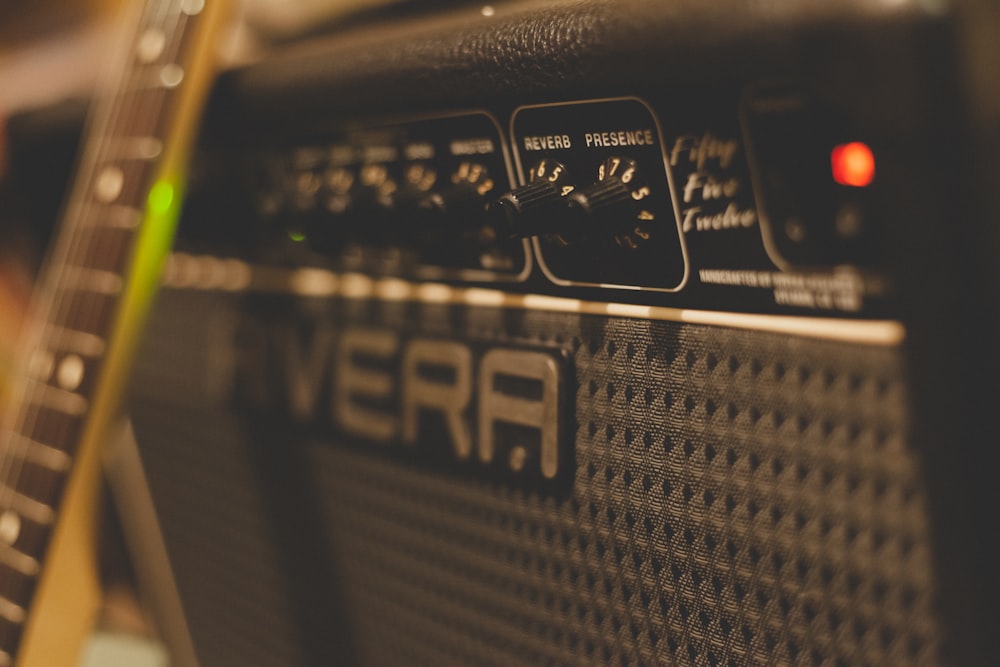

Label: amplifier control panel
[219,92,892,319]
[508,98,687,292]
[252,112,530,283]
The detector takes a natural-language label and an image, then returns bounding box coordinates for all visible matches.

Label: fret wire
[51,21,178,292]
[36,48,181,352]
[86,203,144,230]
[18,402,83,449]
[3,436,71,473]
[0,2,220,659]
[44,326,105,357]
[59,268,124,296]
[66,222,138,276]
[0,559,35,606]
[21,382,88,418]
[103,203,145,229]
[2,555,35,621]
[1,459,66,520]
[28,19,139,305]
[35,0,182,304]
[0,545,39,578]
[38,0,194,308]
[0,0,195,491]
[40,350,97,398]
[103,136,164,160]
[0,488,53,527]
[48,287,119,340]
[0,505,51,571]
[110,87,173,145]
[0,599,25,626]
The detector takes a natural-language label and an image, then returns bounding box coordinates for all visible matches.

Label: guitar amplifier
[122,1,1000,665]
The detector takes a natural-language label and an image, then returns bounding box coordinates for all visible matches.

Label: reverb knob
[489,158,575,238]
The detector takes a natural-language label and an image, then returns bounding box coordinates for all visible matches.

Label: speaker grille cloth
[131,292,307,666]
[130,290,948,666]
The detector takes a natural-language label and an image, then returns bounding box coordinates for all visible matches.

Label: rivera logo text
[233,316,575,487]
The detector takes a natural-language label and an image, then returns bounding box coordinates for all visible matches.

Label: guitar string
[0,0,194,627]
[1,0,190,531]
[0,0,167,564]
[0,2,147,553]
[0,1,192,626]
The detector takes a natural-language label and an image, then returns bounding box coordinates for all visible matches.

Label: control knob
[353,163,398,211]
[394,162,438,209]
[321,165,354,214]
[389,162,439,241]
[562,156,655,249]
[488,158,575,239]
[280,165,326,248]
[318,163,402,216]
[419,160,496,225]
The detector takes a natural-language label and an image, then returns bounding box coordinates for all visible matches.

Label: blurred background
[0,0,481,340]
[0,0,432,432]
[0,1,415,663]
[4,2,999,666]
[3,3,515,663]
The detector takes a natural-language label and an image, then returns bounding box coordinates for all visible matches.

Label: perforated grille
[130,293,308,667]
[310,308,946,667]
[130,292,949,666]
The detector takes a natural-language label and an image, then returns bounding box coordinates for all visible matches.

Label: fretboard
[0,0,226,661]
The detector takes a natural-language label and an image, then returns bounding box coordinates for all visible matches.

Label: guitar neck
[0,0,229,662]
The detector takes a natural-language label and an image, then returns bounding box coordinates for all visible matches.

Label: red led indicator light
[831,142,875,187]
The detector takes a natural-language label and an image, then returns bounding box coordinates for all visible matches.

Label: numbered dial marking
[490,159,576,239]
[357,163,398,209]
[322,166,354,214]
[530,158,575,194]
[393,162,438,210]
[452,161,495,196]
[420,161,496,222]
[404,163,438,193]
[566,156,656,249]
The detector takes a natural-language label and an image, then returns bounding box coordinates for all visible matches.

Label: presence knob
[488,158,575,239]
[561,156,655,248]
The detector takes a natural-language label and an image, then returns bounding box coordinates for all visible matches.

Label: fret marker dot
[137,137,163,159]
[57,354,86,391]
[95,166,124,202]
[181,0,205,15]
[0,510,21,546]
[136,28,166,63]
[160,64,185,88]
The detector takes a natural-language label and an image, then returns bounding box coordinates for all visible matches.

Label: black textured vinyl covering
[130,289,947,666]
